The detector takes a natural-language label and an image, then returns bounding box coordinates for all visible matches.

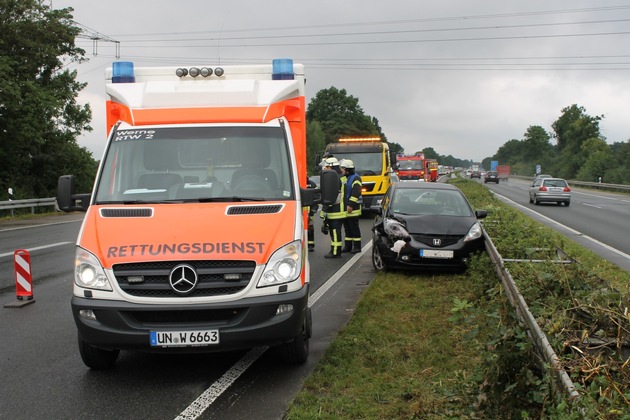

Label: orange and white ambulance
[57,59,337,369]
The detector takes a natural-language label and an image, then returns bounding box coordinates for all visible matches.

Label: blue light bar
[272,58,294,80]
[112,62,135,83]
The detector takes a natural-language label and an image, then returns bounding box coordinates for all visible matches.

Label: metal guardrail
[0,198,58,215]
[568,180,630,192]
[484,232,580,401]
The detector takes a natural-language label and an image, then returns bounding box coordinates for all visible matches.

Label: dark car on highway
[371,182,488,272]
[470,170,481,179]
[484,171,499,184]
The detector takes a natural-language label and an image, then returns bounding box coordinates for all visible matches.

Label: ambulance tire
[78,337,119,369]
[279,307,311,364]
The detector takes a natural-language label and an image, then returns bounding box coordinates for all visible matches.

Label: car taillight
[539,186,547,191]
[563,187,571,192]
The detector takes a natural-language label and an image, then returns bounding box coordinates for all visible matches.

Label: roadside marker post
[4,249,36,308]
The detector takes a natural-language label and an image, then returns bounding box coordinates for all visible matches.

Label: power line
[73,22,120,58]
[78,29,630,49]
[112,18,630,44]
[108,5,630,37]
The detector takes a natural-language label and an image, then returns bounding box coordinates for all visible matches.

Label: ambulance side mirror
[57,175,91,212]
[300,169,339,208]
[318,169,340,206]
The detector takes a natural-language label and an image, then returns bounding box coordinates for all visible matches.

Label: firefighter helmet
[340,159,354,169]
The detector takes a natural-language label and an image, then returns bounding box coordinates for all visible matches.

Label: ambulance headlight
[258,240,302,287]
[74,248,112,291]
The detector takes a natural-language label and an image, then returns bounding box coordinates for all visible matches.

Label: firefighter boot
[324,247,341,258]
[342,240,353,253]
[351,241,362,254]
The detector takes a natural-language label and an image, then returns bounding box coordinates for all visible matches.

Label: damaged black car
[371,182,488,272]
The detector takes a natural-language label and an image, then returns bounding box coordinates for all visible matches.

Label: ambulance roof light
[338,137,381,143]
[112,61,135,83]
[272,58,294,80]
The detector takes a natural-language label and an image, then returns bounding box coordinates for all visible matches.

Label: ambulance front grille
[112,260,256,298]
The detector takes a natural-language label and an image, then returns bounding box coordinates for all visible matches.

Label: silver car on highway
[529,177,571,206]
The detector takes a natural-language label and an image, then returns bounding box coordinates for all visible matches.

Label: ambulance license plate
[420,249,454,259]
[150,329,219,347]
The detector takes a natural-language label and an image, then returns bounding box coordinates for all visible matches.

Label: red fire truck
[396,153,426,181]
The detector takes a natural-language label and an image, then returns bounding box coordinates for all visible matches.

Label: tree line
[306,89,629,184]
[0,1,97,200]
[3,2,628,203]
[481,105,629,183]
[305,87,475,174]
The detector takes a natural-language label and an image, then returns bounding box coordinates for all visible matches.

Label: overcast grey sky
[53,0,630,162]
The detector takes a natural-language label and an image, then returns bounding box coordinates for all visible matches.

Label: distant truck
[396,153,426,181]
[496,165,510,181]
[323,137,397,211]
[425,159,438,182]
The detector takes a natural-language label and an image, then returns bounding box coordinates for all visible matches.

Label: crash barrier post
[14,249,34,301]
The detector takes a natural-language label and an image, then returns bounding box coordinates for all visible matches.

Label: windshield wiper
[123,200,184,204]
[229,196,266,202]
[193,196,266,202]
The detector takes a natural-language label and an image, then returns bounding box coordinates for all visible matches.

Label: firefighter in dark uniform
[319,157,345,258]
[306,176,318,251]
[340,159,363,253]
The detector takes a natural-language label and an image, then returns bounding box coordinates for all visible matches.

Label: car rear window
[544,179,568,188]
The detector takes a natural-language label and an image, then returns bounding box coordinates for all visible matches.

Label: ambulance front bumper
[71,285,309,353]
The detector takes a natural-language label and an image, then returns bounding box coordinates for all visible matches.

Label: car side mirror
[475,209,488,219]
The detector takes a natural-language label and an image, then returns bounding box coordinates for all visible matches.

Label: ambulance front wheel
[279,306,311,364]
[78,336,119,369]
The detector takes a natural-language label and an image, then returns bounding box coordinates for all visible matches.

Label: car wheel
[533,195,539,205]
[564,201,570,207]
[279,307,311,364]
[78,337,119,369]
[372,245,388,273]
[529,195,533,204]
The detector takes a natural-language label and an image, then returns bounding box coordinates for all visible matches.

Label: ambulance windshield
[94,125,294,203]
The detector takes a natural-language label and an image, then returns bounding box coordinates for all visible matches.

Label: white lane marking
[174,346,268,420]
[572,190,630,202]
[582,203,602,209]
[492,192,630,260]
[0,242,73,258]
[175,243,372,420]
